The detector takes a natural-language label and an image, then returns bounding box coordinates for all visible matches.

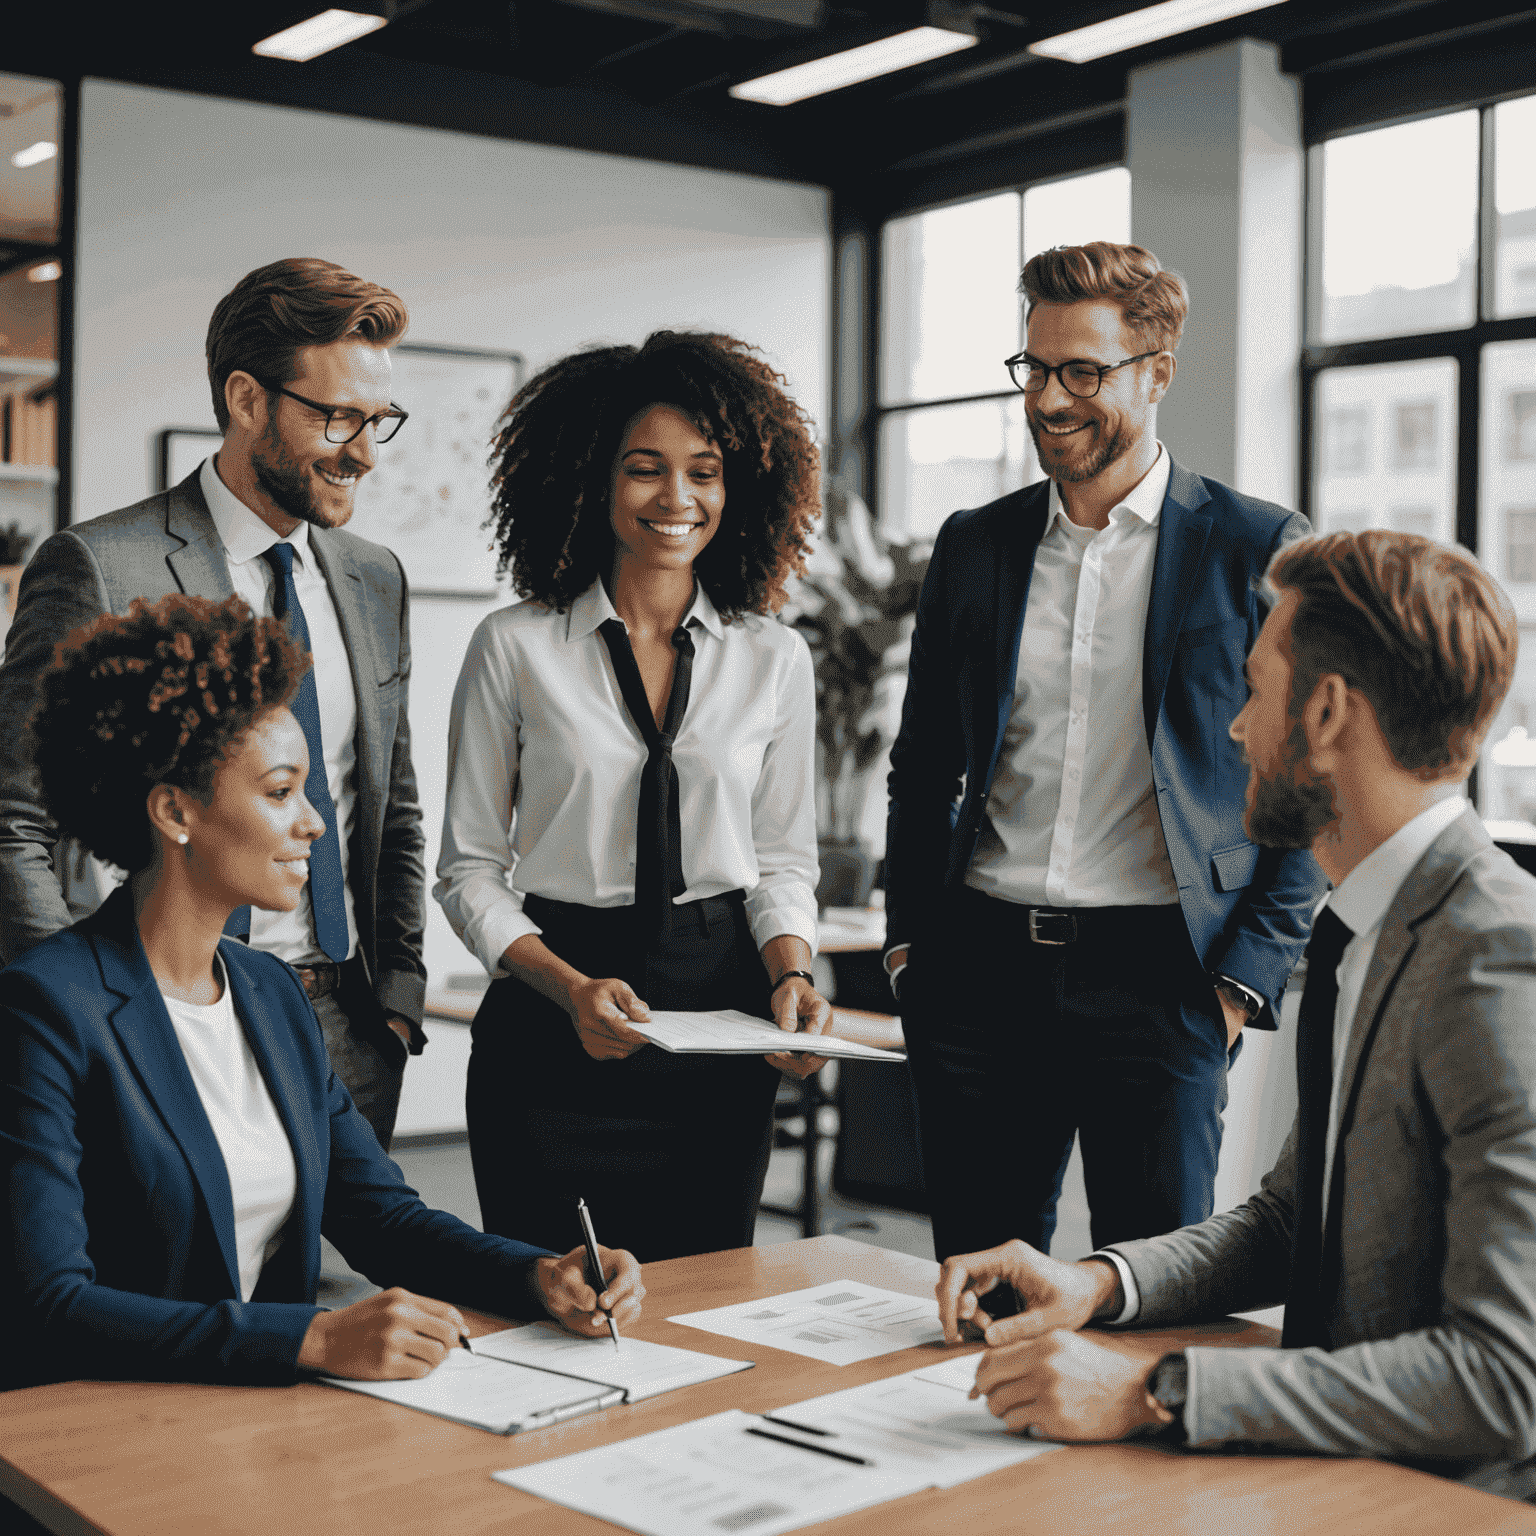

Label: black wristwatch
[1212,975,1262,1022]
[1145,1351,1189,1444]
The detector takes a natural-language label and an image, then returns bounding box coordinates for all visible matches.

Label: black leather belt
[295,961,343,1000]
[1019,904,1178,945]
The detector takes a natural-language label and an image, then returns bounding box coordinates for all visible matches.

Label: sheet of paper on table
[770,1363,1058,1489]
[632,1009,905,1061]
[495,1408,932,1536]
[668,1280,946,1366]
[473,1321,754,1402]
[323,1348,623,1434]
[910,1349,984,1393]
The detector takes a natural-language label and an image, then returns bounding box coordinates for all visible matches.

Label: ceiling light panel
[1029,0,1287,65]
[11,141,57,168]
[731,26,977,106]
[253,10,389,63]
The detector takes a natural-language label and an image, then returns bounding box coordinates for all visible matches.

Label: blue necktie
[224,542,349,962]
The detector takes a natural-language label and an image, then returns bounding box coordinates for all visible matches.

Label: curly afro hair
[487,330,821,618]
[29,593,308,873]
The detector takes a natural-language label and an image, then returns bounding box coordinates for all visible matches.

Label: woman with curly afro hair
[435,330,833,1262]
[1,594,641,1397]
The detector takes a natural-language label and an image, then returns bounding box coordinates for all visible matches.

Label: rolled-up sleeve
[432,618,542,975]
[743,631,819,954]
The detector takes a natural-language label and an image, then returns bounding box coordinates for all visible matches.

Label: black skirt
[465,890,781,1263]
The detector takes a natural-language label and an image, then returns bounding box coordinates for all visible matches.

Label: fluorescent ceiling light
[253,9,388,63]
[730,26,977,106]
[10,141,57,169]
[1029,0,1286,64]
[27,262,62,283]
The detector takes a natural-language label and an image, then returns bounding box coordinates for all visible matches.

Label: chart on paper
[667,1280,946,1366]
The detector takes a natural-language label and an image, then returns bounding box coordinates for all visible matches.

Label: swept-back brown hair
[1020,242,1189,352]
[1269,530,1517,777]
[487,330,821,619]
[206,257,408,432]
[29,594,307,872]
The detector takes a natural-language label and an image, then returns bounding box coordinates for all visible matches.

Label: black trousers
[466,892,780,1264]
[902,887,1235,1261]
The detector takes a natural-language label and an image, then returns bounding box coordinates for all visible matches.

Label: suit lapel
[307,530,381,803]
[164,469,236,601]
[91,892,242,1296]
[990,485,1050,778]
[1142,460,1213,747]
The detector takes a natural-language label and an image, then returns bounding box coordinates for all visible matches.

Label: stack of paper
[631,1010,906,1062]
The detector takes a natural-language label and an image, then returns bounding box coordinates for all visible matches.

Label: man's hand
[296,1287,465,1379]
[1217,992,1247,1050]
[766,974,833,1081]
[936,1240,1121,1345]
[535,1244,645,1335]
[385,1015,413,1048]
[566,978,652,1061]
[973,1329,1170,1442]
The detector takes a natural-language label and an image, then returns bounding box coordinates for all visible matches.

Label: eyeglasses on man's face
[256,378,409,445]
[1003,350,1163,399]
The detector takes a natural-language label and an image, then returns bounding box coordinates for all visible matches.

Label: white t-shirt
[162,957,298,1302]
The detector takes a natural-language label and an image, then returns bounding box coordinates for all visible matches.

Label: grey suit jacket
[0,470,427,1035]
[1108,809,1536,1479]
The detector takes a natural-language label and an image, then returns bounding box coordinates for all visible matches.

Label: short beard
[251,419,354,530]
[1028,416,1135,485]
[1245,720,1337,849]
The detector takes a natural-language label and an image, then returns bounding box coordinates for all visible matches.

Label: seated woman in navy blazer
[0,594,643,1390]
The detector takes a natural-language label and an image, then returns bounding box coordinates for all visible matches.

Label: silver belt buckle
[1028,909,1072,945]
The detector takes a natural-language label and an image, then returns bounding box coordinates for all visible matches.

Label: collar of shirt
[199,455,315,571]
[1326,794,1471,942]
[564,577,725,644]
[1043,441,1170,536]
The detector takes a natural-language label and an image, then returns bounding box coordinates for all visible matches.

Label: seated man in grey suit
[0,257,426,1149]
[934,528,1536,1492]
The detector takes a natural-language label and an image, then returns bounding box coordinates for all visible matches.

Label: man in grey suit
[933,528,1536,1491]
[0,256,427,1149]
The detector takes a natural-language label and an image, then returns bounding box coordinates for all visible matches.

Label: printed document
[632,1010,906,1062]
[473,1321,753,1401]
[495,1408,930,1536]
[668,1280,945,1366]
[323,1348,623,1434]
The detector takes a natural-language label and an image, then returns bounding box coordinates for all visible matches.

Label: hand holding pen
[578,1196,622,1348]
[531,1211,646,1340]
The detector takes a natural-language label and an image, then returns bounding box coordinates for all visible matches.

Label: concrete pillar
[1129,37,1303,509]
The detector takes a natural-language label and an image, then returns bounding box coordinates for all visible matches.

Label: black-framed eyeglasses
[257,379,409,445]
[1003,350,1163,399]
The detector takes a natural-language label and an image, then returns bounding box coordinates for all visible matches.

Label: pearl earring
[176,833,189,845]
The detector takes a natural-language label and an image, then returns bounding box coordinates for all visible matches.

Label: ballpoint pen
[576,1196,622,1349]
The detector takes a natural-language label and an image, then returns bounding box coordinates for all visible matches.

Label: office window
[876,167,1130,540]
[1305,94,1536,825]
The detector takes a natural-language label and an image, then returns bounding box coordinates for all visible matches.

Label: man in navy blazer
[885,242,1325,1262]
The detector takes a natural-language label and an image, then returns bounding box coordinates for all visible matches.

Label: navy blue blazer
[1,888,552,1391]
[885,459,1327,1023]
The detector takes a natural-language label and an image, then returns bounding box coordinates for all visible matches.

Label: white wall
[74,78,831,994]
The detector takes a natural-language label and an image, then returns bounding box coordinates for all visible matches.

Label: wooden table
[3,1236,1530,1536]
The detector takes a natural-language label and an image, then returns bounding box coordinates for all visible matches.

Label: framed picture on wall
[156,427,223,493]
[349,343,523,599]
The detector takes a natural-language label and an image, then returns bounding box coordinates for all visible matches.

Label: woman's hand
[296,1287,466,1379]
[766,973,833,1081]
[535,1244,645,1335]
[566,976,653,1060]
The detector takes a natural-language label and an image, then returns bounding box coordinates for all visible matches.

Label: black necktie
[598,618,695,939]
[1282,903,1355,1349]
[230,542,350,963]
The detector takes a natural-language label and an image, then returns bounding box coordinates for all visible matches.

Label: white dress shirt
[199,457,360,965]
[434,579,819,975]
[1097,794,1471,1319]
[162,956,297,1302]
[965,446,1178,908]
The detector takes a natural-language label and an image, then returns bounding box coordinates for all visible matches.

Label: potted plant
[791,483,930,909]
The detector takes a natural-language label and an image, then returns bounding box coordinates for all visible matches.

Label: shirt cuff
[1087,1249,1141,1324]
[464,902,543,978]
[745,890,818,956]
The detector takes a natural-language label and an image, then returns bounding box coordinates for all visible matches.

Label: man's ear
[224,370,268,435]
[1148,350,1176,403]
[1302,673,1352,769]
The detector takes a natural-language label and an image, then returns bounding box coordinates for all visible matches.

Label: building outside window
[1305,91,1536,826]
[876,167,1131,542]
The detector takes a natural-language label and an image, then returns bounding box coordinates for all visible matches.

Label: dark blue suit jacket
[885,459,1327,1023]
[1,888,552,1390]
